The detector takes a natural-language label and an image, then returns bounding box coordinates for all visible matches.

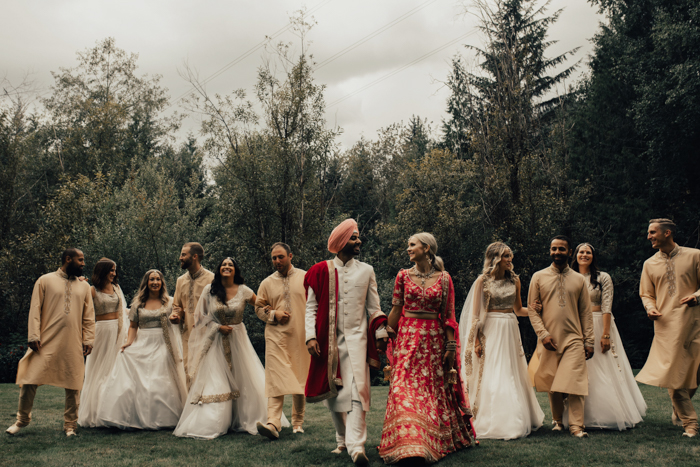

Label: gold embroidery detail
[159,310,182,386]
[192,391,240,404]
[327,260,340,395]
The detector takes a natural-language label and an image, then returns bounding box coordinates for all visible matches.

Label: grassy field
[2,382,700,467]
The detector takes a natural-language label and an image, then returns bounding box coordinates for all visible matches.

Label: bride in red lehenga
[379,233,475,464]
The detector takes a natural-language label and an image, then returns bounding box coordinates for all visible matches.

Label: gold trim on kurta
[327,260,340,396]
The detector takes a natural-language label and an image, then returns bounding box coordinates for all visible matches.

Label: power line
[327,31,476,108]
[166,0,335,110]
[314,0,438,71]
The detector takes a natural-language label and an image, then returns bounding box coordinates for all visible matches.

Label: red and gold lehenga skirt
[379,317,474,464]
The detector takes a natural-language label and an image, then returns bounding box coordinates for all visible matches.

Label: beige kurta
[16,269,95,390]
[636,245,700,389]
[173,267,214,369]
[527,265,594,395]
[255,267,310,398]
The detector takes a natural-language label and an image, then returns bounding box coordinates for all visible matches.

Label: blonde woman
[459,242,544,439]
[569,243,646,430]
[78,258,129,427]
[96,269,187,429]
[379,233,474,464]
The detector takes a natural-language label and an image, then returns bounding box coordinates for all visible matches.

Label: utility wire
[327,30,476,108]
[314,0,438,70]
[166,0,335,110]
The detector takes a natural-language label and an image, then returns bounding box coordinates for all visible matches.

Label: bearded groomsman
[254,242,310,439]
[171,242,214,378]
[636,218,700,437]
[7,248,95,436]
[528,235,594,438]
[304,219,389,465]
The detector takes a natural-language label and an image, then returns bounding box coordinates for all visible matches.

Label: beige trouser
[549,392,585,433]
[16,384,80,431]
[267,394,305,431]
[669,365,700,433]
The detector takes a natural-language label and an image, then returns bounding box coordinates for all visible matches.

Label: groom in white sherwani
[304,219,389,465]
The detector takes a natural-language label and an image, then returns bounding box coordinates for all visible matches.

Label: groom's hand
[307,339,321,357]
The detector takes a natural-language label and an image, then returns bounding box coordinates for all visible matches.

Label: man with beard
[7,248,95,436]
[527,235,594,438]
[636,219,700,437]
[304,219,389,465]
[255,243,310,439]
[171,242,214,378]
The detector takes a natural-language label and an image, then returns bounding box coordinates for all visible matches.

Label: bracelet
[602,334,610,339]
[445,340,457,352]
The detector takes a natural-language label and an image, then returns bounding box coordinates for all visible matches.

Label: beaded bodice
[486,278,516,310]
[587,280,602,306]
[130,305,169,329]
[392,269,444,314]
[94,289,120,316]
[214,285,252,325]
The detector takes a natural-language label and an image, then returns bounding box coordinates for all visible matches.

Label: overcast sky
[2,0,602,149]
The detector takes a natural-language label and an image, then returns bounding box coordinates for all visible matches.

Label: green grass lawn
[2,381,700,466]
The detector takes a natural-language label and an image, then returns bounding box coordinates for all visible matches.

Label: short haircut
[60,248,81,264]
[550,235,572,251]
[649,218,676,236]
[184,242,205,261]
[270,242,292,255]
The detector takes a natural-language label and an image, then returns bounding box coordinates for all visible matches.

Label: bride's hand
[219,325,233,335]
[475,343,483,358]
[120,342,132,352]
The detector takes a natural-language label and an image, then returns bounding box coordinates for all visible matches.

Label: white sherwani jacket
[306,257,385,412]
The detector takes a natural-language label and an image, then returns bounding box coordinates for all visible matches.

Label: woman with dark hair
[175,257,287,439]
[96,269,187,429]
[78,258,129,427]
[459,242,544,439]
[570,243,646,430]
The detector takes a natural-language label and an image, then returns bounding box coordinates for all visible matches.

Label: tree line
[1,0,698,381]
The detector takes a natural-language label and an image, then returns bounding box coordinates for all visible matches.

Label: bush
[0,334,26,383]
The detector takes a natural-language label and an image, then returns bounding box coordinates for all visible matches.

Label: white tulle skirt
[471,312,544,440]
[174,322,288,439]
[565,312,646,430]
[79,320,122,427]
[96,328,186,430]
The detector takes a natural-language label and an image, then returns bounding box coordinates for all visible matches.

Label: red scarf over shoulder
[304,260,387,403]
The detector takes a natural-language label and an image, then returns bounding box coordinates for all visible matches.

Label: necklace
[412,266,436,288]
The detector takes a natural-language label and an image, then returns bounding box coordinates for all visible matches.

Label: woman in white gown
[96,269,187,430]
[78,258,129,427]
[460,242,545,440]
[568,243,646,430]
[174,257,288,439]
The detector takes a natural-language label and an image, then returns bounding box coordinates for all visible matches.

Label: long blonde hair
[131,269,169,310]
[411,232,445,271]
[482,242,517,283]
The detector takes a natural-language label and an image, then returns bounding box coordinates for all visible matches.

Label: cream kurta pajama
[636,245,700,432]
[15,269,95,431]
[528,265,593,432]
[255,266,310,431]
[173,267,214,376]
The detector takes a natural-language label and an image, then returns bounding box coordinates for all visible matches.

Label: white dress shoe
[6,424,22,435]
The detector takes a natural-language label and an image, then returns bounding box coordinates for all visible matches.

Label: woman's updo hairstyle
[411,232,445,271]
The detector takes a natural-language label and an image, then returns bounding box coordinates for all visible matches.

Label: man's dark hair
[550,235,572,251]
[270,242,292,255]
[184,242,205,261]
[649,218,676,236]
[60,248,81,264]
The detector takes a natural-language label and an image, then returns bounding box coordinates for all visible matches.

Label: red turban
[327,219,358,254]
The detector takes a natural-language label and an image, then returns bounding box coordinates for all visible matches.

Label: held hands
[542,336,558,351]
[530,299,543,313]
[28,341,41,353]
[173,305,184,319]
[647,308,662,321]
[377,337,388,352]
[584,346,594,360]
[168,312,180,324]
[307,339,321,357]
[83,344,93,356]
[219,325,233,336]
[680,295,699,307]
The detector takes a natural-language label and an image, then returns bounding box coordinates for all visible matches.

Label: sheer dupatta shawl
[459,275,489,410]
